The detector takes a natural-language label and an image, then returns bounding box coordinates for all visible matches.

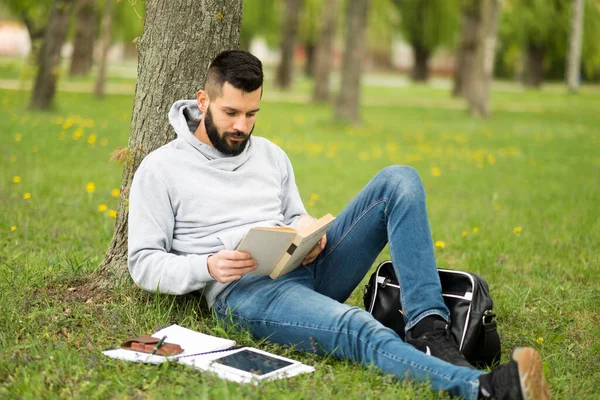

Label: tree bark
[335,0,370,124]
[467,0,501,117]
[304,41,315,77]
[94,0,115,97]
[28,0,75,110]
[312,0,338,102]
[524,42,545,88]
[453,2,481,97]
[69,0,96,76]
[275,0,301,90]
[100,0,244,278]
[412,42,430,82]
[566,0,584,92]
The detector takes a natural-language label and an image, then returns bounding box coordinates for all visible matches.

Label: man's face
[202,82,262,156]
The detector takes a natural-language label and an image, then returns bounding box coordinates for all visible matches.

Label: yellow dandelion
[472,227,479,233]
[12,176,21,183]
[461,231,468,237]
[216,11,223,19]
[435,241,446,249]
[431,167,441,177]
[536,337,544,343]
[10,226,17,232]
[32,145,39,153]
[98,204,108,212]
[15,133,22,142]
[72,127,84,140]
[23,193,31,200]
[87,133,97,145]
[86,182,96,193]
[487,154,496,165]
[100,138,109,147]
[359,151,370,161]
[10,155,17,162]
[514,226,522,233]
[111,188,120,197]
[108,209,117,218]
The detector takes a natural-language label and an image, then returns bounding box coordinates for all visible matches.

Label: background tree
[335,0,371,123]
[392,0,460,82]
[500,0,569,88]
[566,0,585,91]
[368,0,399,70]
[466,0,501,117]
[311,0,339,102]
[2,0,53,60]
[275,0,302,89]
[453,0,480,97]
[239,0,280,50]
[298,0,322,77]
[29,0,75,110]
[69,0,96,76]
[101,0,244,276]
[94,0,115,97]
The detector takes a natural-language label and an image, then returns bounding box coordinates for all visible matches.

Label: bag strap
[479,310,501,364]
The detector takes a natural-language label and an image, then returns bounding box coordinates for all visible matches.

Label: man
[128,50,551,399]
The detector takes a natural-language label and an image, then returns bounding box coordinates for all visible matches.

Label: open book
[237,213,335,279]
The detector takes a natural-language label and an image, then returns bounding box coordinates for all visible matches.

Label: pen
[150,335,167,356]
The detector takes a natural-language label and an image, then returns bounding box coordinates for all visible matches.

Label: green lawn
[0,74,599,399]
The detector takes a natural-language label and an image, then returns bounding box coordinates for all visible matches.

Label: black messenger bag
[364,260,501,367]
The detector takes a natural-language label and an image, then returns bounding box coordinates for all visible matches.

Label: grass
[0,63,599,398]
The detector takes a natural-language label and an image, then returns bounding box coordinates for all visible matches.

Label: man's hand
[296,214,327,265]
[207,250,257,283]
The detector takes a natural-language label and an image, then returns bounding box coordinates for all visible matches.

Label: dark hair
[204,50,263,98]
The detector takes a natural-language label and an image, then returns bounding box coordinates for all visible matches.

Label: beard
[204,107,253,156]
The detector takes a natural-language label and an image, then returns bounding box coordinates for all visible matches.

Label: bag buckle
[482,310,496,325]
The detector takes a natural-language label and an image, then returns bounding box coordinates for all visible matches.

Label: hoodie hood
[167,99,251,166]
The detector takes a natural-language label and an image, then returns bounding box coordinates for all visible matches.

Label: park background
[0,0,599,398]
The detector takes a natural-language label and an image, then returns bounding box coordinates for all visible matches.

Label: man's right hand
[207,250,257,283]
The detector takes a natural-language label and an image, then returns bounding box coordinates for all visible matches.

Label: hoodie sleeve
[127,164,214,294]
[278,150,308,227]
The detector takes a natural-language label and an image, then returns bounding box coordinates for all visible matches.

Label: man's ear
[196,90,209,112]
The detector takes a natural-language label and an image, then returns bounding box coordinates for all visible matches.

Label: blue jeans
[213,166,484,399]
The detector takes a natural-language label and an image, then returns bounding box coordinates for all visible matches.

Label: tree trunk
[467,0,501,117]
[335,0,370,124]
[411,42,430,82]
[100,0,244,278]
[312,0,339,102]
[94,0,115,97]
[524,42,545,88]
[304,41,315,77]
[275,0,301,90]
[28,0,75,110]
[566,0,584,92]
[69,0,96,76]
[453,2,481,97]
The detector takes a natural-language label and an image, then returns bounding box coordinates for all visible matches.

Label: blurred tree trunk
[412,43,430,81]
[467,0,501,117]
[100,0,244,278]
[69,0,96,76]
[312,0,338,102]
[28,0,75,110]
[94,0,115,97]
[304,41,315,77]
[524,43,545,88]
[335,0,370,123]
[453,1,480,97]
[275,0,301,89]
[566,0,584,92]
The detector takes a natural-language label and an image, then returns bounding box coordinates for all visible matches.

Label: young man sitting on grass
[127,50,551,400]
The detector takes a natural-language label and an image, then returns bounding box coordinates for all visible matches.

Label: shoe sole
[512,347,551,400]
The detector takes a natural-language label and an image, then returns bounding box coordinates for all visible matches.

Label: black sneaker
[405,319,474,368]
[479,347,551,399]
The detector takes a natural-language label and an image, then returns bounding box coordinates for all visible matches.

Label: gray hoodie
[127,100,307,307]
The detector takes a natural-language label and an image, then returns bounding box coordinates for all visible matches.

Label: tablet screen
[212,349,294,376]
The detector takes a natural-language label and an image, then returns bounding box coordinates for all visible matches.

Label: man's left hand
[296,215,327,265]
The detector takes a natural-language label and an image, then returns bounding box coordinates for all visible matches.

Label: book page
[237,229,296,275]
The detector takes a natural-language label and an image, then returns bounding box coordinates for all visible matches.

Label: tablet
[208,347,300,380]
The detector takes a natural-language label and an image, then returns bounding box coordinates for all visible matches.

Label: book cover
[237,214,335,279]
